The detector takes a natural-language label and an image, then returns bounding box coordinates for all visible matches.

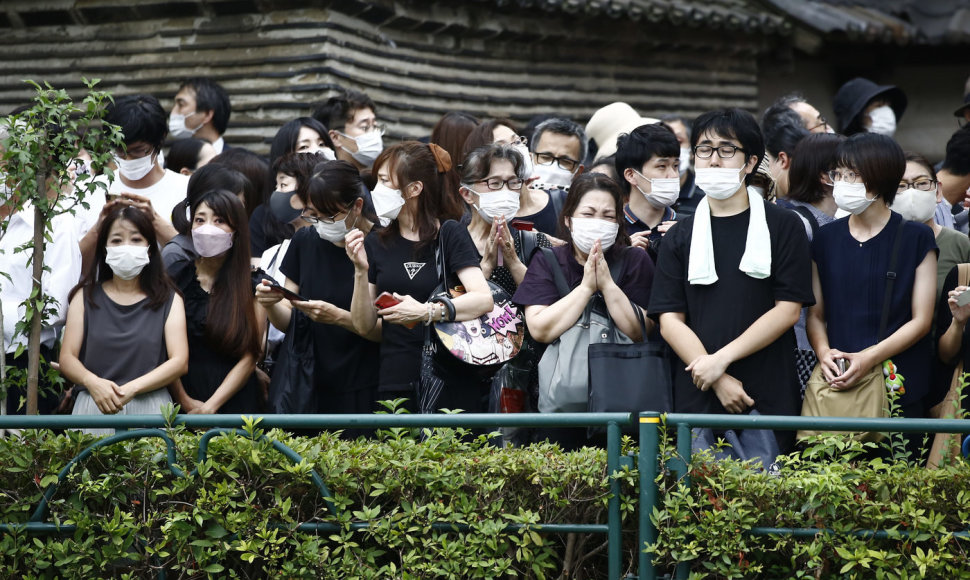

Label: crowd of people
[4,74,970,457]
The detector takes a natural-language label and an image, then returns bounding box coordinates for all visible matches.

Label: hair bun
[428,143,452,173]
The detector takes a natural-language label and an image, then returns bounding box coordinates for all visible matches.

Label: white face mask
[867,105,897,136]
[633,170,679,209]
[695,167,745,200]
[833,181,876,215]
[891,188,936,223]
[569,217,618,254]
[470,187,520,223]
[532,162,574,190]
[307,147,337,161]
[371,182,405,221]
[678,147,691,176]
[114,153,157,182]
[105,245,150,280]
[342,130,383,168]
[514,144,535,180]
[168,112,203,140]
[314,212,359,243]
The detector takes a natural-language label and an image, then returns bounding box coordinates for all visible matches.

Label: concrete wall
[0,0,779,154]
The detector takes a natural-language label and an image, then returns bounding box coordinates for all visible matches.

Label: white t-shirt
[108,169,189,226]
[1,205,82,352]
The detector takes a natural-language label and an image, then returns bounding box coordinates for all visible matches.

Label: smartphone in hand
[374,291,402,310]
[265,280,307,302]
[957,289,970,308]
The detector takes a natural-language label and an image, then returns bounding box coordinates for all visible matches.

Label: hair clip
[428,143,453,173]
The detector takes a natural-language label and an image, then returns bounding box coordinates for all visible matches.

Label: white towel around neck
[687,186,772,285]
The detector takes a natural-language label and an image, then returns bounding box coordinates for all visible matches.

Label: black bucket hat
[954,93,970,118]
[832,77,907,134]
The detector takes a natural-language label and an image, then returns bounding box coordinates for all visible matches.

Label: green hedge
[3,420,970,579]
[0,422,635,579]
[650,435,970,579]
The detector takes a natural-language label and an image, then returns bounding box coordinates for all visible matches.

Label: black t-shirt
[364,220,481,391]
[648,201,814,417]
[280,227,381,398]
[518,190,560,237]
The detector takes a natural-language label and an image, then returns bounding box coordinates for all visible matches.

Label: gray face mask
[270,190,302,224]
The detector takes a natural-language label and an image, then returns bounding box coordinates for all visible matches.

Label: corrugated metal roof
[766,0,970,45]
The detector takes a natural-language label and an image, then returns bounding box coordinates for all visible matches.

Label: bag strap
[877,220,907,342]
[518,229,539,267]
[548,188,566,218]
[792,206,819,235]
[959,263,970,288]
[540,247,571,299]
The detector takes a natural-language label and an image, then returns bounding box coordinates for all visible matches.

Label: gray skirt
[72,387,173,436]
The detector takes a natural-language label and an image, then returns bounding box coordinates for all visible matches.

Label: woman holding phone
[60,206,188,432]
[345,142,493,412]
[255,160,380,417]
[807,133,936,432]
[167,189,264,414]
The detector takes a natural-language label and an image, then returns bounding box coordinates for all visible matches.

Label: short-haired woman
[808,133,937,430]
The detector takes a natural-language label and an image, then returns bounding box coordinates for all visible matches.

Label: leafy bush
[0,419,635,579]
[649,434,970,579]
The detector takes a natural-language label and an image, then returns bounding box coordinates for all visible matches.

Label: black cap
[832,77,907,134]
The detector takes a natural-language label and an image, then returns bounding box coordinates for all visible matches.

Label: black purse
[267,309,316,414]
[587,298,673,433]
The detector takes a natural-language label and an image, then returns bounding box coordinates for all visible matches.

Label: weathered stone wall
[0,0,780,153]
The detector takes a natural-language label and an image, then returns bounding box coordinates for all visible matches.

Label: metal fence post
[607,419,622,579]
[638,413,660,580]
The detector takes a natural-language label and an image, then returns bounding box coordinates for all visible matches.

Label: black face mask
[270,190,302,224]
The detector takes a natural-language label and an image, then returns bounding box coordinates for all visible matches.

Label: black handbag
[267,309,316,414]
[587,298,673,432]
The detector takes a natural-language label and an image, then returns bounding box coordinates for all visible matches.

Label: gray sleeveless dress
[72,284,176,434]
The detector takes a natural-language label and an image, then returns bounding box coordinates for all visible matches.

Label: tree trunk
[26,202,45,415]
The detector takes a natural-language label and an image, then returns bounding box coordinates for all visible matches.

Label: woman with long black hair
[168,189,264,414]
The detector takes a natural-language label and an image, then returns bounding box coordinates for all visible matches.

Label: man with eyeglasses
[529,118,587,192]
[649,108,813,453]
[312,90,384,171]
[615,123,681,263]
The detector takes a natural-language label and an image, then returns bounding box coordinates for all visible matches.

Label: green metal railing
[1,411,969,579]
[637,413,970,580]
[0,413,634,579]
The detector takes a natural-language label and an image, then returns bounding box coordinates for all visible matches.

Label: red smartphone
[266,280,307,302]
[374,291,401,310]
[510,220,534,231]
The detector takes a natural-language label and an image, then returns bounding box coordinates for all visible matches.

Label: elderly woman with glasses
[807,133,937,432]
[462,119,563,236]
[255,160,380,420]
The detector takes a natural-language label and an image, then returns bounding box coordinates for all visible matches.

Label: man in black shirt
[648,109,813,448]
